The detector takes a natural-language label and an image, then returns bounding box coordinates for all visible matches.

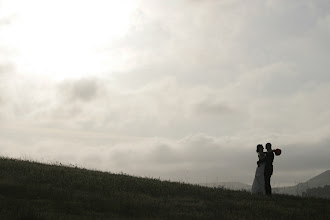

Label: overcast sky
[1,0,330,186]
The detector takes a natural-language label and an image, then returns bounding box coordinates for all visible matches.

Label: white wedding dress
[251,153,265,194]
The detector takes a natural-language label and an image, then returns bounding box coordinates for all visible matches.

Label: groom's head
[266,143,272,151]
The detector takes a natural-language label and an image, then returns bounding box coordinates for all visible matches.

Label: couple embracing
[252,143,281,195]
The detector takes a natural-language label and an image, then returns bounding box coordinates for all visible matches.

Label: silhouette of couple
[251,143,275,195]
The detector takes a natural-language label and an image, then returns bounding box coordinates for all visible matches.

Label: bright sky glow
[1,0,137,80]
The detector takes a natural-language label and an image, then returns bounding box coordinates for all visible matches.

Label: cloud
[0,63,15,116]
[0,15,16,27]
[0,0,329,186]
[58,78,102,102]
[194,98,233,116]
[0,63,12,74]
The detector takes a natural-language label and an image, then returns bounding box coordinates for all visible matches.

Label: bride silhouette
[251,144,266,193]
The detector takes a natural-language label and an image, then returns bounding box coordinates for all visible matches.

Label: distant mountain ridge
[274,170,330,196]
[307,170,330,188]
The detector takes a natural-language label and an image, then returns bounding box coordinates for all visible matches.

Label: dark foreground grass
[0,157,329,219]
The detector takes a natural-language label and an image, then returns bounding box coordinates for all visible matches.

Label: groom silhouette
[257,142,274,195]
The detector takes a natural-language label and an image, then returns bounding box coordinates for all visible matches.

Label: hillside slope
[0,157,329,219]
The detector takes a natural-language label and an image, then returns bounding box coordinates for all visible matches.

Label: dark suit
[258,151,274,195]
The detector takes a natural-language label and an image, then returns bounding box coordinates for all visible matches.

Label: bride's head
[256,144,264,153]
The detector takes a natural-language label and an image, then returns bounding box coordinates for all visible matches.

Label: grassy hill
[199,182,251,191]
[0,157,329,219]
